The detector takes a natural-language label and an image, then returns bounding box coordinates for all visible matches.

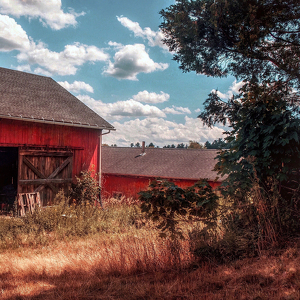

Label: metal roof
[102,147,224,181]
[0,67,114,130]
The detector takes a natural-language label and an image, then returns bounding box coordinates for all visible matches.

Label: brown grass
[1,229,300,300]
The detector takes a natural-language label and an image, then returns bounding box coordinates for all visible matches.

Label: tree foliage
[160,0,300,193]
[206,82,300,201]
[139,179,218,239]
[160,0,300,242]
[160,0,300,85]
[188,140,205,149]
[205,138,229,149]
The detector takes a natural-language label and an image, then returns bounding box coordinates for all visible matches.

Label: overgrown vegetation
[0,170,142,250]
[1,169,300,299]
[158,0,300,260]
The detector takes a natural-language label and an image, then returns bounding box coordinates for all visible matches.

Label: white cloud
[32,67,52,76]
[212,80,245,100]
[104,44,168,80]
[163,105,191,115]
[0,14,31,51]
[0,15,109,76]
[17,42,109,76]
[58,81,94,94]
[15,64,31,72]
[0,0,84,30]
[132,90,169,104]
[117,16,167,49]
[108,41,123,49]
[102,116,224,147]
[195,108,201,113]
[77,95,166,120]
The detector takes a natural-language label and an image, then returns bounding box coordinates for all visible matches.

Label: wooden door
[18,150,73,205]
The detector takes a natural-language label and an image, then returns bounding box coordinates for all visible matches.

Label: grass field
[1,198,300,299]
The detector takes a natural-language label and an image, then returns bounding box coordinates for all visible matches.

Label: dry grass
[1,196,300,299]
[1,231,300,300]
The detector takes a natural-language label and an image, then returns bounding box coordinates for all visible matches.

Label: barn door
[18,150,73,205]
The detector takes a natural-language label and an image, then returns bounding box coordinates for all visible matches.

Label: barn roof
[0,67,114,130]
[102,147,224,182]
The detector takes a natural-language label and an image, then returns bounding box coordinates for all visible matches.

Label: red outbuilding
[0,67,114,209]
[101,144,223,199]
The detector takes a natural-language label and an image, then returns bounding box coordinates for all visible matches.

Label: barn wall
[0,118,101,177]
[102,173,221,199]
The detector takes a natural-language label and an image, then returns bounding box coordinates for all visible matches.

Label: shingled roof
[0,67,114,130]
[102,147,224,181]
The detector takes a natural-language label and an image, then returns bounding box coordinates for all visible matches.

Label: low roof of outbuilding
[0,67,114,130]
[102,147,224,182]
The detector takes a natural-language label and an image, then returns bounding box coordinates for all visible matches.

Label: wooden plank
[18,194,25,217]
[48,157,72,179]
[23,157,46,179]
[29,194,35,212]
[34,184,58,194]
[17,192,42,215]
[36,192,41,207]
[19,151,73,157]
[22,156,58,192]
[19,178,73,185]
[25,194,31,213]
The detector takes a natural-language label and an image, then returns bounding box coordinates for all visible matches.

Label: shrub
[139,179,219,240]
[70,169,101,206]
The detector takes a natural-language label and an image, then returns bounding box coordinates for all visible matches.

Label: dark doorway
[0,147,18,213]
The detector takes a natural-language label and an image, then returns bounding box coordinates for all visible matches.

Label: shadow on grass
[2,264,286,300]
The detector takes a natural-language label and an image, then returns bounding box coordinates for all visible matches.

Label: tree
[160,0,300,86]
[176,143,186,148]
[205,138,229,149]
[163,144,176,148]
[160,0,300,238]
[188,140,204,149]
[148,142,155,148]
[160,0,300,189]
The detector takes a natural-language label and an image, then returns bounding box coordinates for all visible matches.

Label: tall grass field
[0,193,300,300]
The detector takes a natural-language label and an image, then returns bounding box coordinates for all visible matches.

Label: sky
[0,0,243,147]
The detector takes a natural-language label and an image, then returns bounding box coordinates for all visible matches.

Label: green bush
[70,169,101,206]
[139,179,219,240]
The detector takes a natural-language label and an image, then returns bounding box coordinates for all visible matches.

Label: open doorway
[0,147,18,213]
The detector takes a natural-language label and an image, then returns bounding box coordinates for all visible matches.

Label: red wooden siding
[0,118,101,178]
[102,173,221,199]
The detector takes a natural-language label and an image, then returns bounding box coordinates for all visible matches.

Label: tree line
[126,138,230,149]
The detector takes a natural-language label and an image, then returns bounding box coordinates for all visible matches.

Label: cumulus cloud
[163,105,191,115]
[58,81,94,94]
[0,0,84,30]
[212,80,245,100]
[117,16,167,49]
[102,116,224,147]
[132,90,169,104]
[0,15,109,76]
[17,42,109,76]
[0,14,31,51]
[77,95,166,120]
[104,44,168,80]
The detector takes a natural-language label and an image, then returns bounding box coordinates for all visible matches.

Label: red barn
[0,67,114,208]
[101,145,223,199]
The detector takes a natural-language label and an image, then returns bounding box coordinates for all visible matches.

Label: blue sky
[0,0,242,147]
